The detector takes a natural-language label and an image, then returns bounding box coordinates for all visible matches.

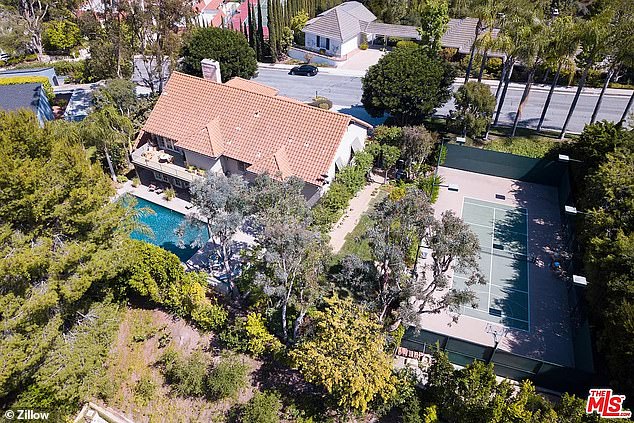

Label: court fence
[401,326,594,395]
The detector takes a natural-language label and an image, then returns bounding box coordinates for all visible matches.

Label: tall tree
[180,27,258,81]
[536,15,579,132]
[126,0,191,94]
[336,188,485,325]
[290,296,397,414]
[362,45,455,125]
[590,0,634,124]
[510,14,547,137]
[256,0,265,61]
[416,0,449,52]
[255,219,329,342]
[463,0,497,83]
[559,10,612,139]
[187,173,250,299]
[449,80,496,138]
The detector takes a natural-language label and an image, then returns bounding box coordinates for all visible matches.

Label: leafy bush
[164,187,176,201]
[134,376,157,406]
[308,96,332,110]
[485,57,503,78]
[396,40,418,49]
[191,302,228,331]
[484,136,559,158]
[418,175,443,204]
[219,313,281,357]
[360,42,369,50]
[311,150,374,230]
[132,177,140,187]
[117,175,128,183]
[373,125,403,146]
[206,354,249,400]
[43,20,81,53]
[161,349,208,397]
[0,76,54,101]
[242,391,282,423]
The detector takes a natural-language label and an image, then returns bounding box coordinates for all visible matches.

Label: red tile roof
[225,77,279,96]
[141,72,370,185]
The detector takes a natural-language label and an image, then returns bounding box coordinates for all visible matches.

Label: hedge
[12,60,86,83]
[312,150,374,230]
[0,76,54,101]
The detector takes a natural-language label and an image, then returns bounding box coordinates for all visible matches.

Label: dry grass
[96,308,261,423]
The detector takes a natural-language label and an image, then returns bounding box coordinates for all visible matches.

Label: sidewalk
[329,174,382,253]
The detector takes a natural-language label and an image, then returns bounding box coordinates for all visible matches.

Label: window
[153,171,168,182]
[237,161,247,172]
[316,36,329,50]
[173,178,183,188]
[158,136,179,152]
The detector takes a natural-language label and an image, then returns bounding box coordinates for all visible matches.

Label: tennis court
[454,197,530,331]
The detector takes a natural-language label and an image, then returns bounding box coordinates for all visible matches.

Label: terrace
[131,143,204,184]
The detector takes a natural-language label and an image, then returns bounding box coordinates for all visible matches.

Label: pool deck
[117,181,199,216]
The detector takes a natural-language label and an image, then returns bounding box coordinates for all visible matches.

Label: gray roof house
[0,82,54,125]
[301,2,420,59]
[300,3,502,61]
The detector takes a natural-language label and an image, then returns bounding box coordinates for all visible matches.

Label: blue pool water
[129,197,207,261]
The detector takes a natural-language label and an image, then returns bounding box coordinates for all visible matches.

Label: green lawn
[335,189,387,261]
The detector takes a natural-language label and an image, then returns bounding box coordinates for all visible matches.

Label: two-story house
[132,67,371,205]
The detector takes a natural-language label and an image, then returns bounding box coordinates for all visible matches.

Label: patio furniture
[155,188,164,194]
[148,184,157,191]
[158,153,173,163]
[185,203,194,210]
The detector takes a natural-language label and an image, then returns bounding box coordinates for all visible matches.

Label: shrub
[205,354,249,400]
[396,40,418,49]
[485,57,503,78]
[164,187,176,201]
[161,349,208,397]
[308,96,332,110]
[117,175,128,183]
[132,177,140,187]
[220,313,281,357]
[373,125,403,146]
[359,42,369,50]
[418,175,443,203]
[311,150,374,230]
[134,376,156,406]
[242,391,282,423]
[191,302,228,331]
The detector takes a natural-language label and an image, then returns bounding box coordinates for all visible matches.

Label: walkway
[329,173,382,253]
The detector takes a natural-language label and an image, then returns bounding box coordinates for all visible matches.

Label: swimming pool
[129,197,207,261]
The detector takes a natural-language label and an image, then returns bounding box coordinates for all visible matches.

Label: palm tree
[510,16,547,137]
[590,2,634,124]
[536,15,579,132]
[559,11,612,139]
[464,0,497,83]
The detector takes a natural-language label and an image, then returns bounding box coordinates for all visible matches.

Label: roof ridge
[169,72,359,123]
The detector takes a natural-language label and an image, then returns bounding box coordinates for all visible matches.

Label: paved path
[255,66,633,134]
[329,174,382,253]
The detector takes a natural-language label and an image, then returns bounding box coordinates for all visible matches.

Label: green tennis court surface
[454,198,530,331]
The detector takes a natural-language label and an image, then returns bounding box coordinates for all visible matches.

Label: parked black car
[289,64,318,76]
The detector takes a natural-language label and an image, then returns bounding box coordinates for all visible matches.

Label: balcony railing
[131,144,202,183]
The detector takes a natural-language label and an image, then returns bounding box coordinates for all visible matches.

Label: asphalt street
[254,67,632,133]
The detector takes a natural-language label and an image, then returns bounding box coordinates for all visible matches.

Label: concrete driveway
[339,48,385,71]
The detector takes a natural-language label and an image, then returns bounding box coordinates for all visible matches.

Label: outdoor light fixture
[558,154,570,163]
[565,205,578,215]
[572,275,588,286]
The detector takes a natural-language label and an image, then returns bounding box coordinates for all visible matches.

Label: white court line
[466,220,527,238]
[489,209,495,316]
[464,197,528,214]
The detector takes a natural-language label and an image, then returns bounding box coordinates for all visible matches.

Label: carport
[364,22,421,45]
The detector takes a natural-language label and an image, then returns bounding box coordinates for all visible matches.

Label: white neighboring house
[301,1,420,59]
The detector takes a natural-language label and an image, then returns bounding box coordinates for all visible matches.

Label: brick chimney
[201,59,222,83]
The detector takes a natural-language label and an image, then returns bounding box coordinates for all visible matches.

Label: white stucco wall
[320,122,369,196]
[340,36,359,57]
[183,149,219,171]
[303,32,344,57]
